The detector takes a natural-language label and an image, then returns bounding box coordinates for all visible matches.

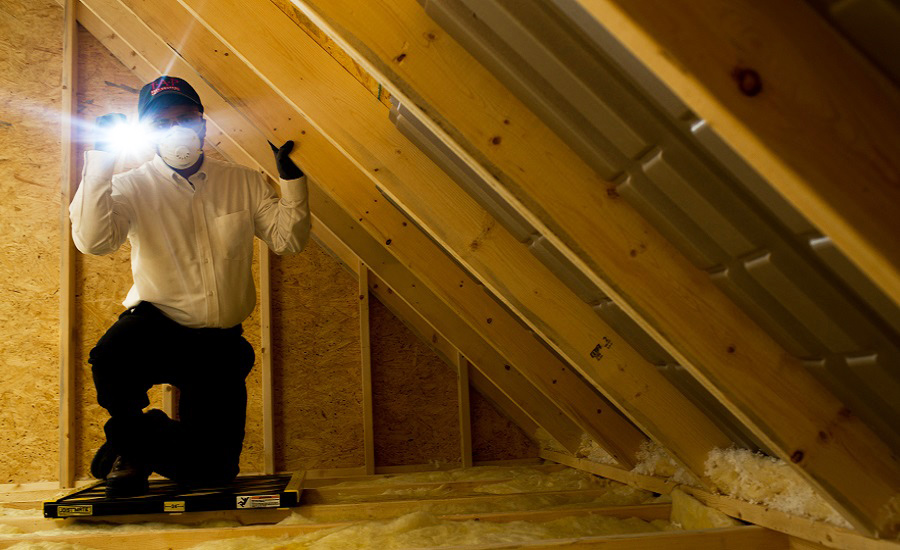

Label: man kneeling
[70,76,310,497]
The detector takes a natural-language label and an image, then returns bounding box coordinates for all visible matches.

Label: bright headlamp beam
[104,121,151,154]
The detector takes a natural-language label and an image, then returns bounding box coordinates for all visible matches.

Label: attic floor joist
[174,0,744,484]
[287,0,900,536]
[82,0,651,467]
[72,0,587,458]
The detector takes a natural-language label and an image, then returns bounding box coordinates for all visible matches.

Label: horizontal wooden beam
[288,0,900,535]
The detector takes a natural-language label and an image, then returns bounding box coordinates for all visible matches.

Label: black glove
[269,140,304,180]
[94,113,127,153]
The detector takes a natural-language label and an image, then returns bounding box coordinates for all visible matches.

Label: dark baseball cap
[138,76,204,120]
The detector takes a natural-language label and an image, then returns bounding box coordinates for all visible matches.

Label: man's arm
[253,140,311,255]
[253,170,311,255]
[69,114,132,255]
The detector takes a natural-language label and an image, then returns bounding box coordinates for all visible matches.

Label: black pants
[90,302,255,486]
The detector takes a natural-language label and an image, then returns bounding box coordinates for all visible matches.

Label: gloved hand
[94,113,127,153]
[269,140,305,180]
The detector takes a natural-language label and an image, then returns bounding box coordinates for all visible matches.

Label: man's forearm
[69,150,128,255]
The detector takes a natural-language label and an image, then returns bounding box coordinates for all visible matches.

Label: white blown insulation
[705,447,852,528]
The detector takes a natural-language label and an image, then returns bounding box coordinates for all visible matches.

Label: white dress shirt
[70,150,311,328]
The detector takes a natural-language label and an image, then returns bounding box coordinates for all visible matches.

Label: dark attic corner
[0,0,898,548]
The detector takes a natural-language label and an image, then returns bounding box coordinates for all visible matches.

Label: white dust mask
[157,126,202,170]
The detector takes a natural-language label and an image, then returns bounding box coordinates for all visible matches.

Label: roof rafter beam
[286,0,900,535]
[168,0,737,479]
[559,0,900,309]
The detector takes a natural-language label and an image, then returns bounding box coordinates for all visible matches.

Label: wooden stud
[161,384,179,420]
[457,352,473,467]
[59,0,78,490]
[359,260,375,474]
[287,0,900,535]
[260,241,275,474]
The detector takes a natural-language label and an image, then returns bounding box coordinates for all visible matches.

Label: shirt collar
[151,154,209,183]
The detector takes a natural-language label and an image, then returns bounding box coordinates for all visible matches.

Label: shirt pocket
[213,209,253,260]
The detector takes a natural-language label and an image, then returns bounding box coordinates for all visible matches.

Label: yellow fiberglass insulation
[705,447,851,528]
[321,465,636,502]
[188,511,671,550]
[669,489,740,530]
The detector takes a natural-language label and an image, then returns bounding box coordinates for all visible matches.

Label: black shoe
[105,456,151,499]
[90,441,117,480]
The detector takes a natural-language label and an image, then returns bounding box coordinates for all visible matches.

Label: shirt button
[204,257,210,263]
[207,291,214,296]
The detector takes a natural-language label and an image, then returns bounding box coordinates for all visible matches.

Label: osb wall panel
[370,297,461,466]
[0,0,65,483]
[72,25,265,478]
[470,389,538,462]
[271,239,364,471]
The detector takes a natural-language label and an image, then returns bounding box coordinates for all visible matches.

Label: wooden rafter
[286,0,900,535]
[171,0,728,478]
[560,0,900,309]
[92,0,648,467]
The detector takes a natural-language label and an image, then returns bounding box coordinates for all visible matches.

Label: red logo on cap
[150,77,181,96]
